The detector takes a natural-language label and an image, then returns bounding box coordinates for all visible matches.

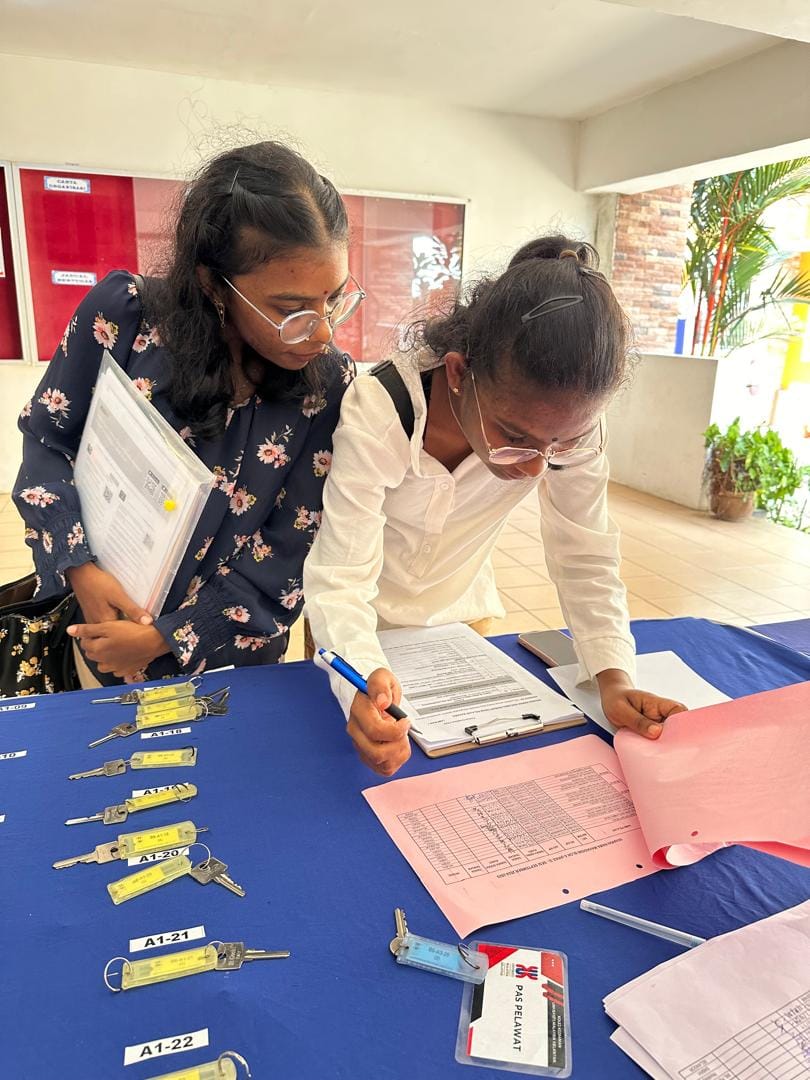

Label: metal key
[53,840,121,869]
[88,722,138,749]
[189,854,246,897]
[64,781,197,826]
[69,747,198,781]
[69,758,128,780]
[215,942,290,969]
[390,907,409,956]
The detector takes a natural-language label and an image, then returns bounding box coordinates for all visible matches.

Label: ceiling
[0,0,785,120]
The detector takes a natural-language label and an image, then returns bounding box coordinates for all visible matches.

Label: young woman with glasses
[304,235,686,775]
[13,141,361,687]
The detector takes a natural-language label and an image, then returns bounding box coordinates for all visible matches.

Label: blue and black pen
[318,648,408,720]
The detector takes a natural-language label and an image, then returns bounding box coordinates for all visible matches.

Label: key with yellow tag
[53,821,206,869]
[91,679,200,706]
[104,941,289,990]
[88,689,229,748]
[69,746,198,780]
[64,782,197,826]
[143,1050,252,1080]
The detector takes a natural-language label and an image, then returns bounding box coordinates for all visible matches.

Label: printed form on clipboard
[377,623,585,757]
[74,351,214,615]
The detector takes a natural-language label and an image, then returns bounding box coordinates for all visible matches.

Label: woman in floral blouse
[13,141,358,686]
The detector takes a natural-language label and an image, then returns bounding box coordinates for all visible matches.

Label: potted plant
[703,418,808,522]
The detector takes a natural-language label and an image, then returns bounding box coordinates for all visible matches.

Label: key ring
[103,955,133,992]
[187,841,212,865]
[457,943,478,969]
[173,782,194,802]
[218,1051,252,1078]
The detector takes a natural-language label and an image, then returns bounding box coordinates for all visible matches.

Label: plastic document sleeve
[74,351,214,614]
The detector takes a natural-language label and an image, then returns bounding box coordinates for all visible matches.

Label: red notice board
[20,170,138,359]
[0,168,23,360]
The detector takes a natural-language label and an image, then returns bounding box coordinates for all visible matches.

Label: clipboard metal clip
[464,713,545,745]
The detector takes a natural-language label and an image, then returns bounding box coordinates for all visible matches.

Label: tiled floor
[2,483,809,662]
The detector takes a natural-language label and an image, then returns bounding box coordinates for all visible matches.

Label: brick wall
[610,184,693,354]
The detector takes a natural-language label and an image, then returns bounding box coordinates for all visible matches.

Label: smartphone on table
[517,629,578,667]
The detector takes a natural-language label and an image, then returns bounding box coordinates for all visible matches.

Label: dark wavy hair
[146,141,349,439]
[410,234,631,399]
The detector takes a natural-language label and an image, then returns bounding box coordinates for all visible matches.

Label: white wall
[607,353,718,508]
[0,53,595,492]
[606,350,791,509]
[579,41,810,193]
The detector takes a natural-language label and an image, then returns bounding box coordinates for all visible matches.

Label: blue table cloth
[753,616,810,657]
[2,616,809,1080]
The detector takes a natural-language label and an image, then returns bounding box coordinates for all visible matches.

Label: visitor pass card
[456,943,571,1076]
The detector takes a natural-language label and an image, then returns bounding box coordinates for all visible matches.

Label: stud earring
[452,386,461,395]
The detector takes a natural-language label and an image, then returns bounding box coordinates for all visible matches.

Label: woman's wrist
[596,667,633,694]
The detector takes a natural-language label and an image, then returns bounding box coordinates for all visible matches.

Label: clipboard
[412,714,587,758]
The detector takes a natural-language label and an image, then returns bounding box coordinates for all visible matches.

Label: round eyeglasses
[221,275,366,344]
[465,371,604,469]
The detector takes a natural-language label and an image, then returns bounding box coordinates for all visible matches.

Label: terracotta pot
[712,490,755,522]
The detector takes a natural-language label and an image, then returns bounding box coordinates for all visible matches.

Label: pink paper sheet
[363,734,658,937]
[614,681,810,869]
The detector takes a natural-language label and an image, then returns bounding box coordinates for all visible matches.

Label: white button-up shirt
[304,352,636,718]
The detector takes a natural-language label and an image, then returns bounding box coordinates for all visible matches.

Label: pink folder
[615,680,810,869]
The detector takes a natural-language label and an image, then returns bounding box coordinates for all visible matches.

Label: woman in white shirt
[304,235,685,775]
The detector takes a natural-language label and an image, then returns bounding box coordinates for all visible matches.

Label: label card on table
[124,1027,208,1066]
[129,925,206,953]
[140,727,192,740]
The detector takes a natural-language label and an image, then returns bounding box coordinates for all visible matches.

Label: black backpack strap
[370,360,415,441]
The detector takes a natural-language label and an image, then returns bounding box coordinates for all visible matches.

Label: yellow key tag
[118,821,200,858]
[139,681,198,706]
[131,748,198,770]
[116,944,217,990]
[136,701,200,729]
[107,853,191,905]
[144,1057,240,1080]
[125,783,197,813]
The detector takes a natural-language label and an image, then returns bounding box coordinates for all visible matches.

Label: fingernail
[648,722,663,737]
[66,626,76,635]
[376,693,389,709]
[140,615,153,625]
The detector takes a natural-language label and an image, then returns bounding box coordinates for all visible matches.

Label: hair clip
[521,294,584,324]
[228,168,240,194]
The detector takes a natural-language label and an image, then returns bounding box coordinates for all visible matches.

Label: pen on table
[318,648,408,721]
[580,899,706,949]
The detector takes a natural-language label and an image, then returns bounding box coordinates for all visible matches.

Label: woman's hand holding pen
[597,668,687,738]
[347,668,411,776]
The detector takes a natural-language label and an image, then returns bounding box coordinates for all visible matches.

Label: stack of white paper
[378,623,583,752]
[74,352,214,614]
[549,650,730,735]
[605,900,810,1079]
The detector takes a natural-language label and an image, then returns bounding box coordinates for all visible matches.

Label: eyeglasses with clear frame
[466,370,604,469]
[221,274,366,344]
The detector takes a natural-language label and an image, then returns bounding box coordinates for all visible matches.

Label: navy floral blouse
[13,270,352,682]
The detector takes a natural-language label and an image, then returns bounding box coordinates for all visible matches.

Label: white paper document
[549,650,730,734]
[74,352,213,614]
[605,900,810,1079]
[377,623,582,751]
